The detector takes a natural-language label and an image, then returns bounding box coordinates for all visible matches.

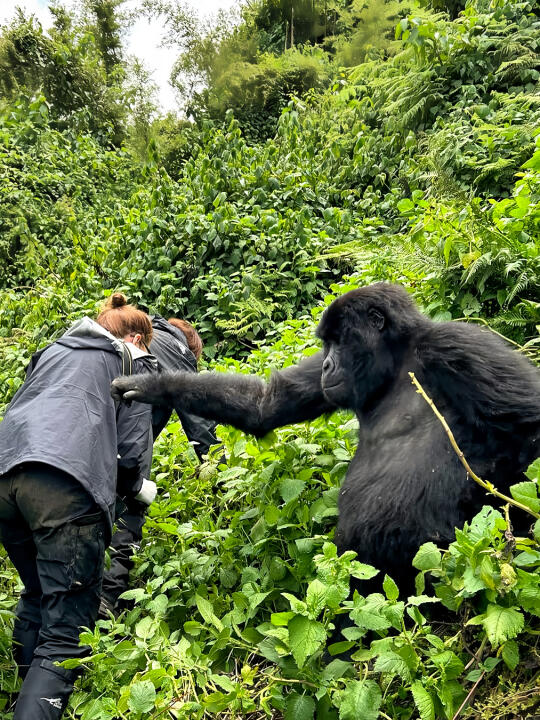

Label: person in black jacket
[0,294,155,720]
[100,316,220,616]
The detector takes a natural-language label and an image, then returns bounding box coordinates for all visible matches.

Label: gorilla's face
[318,292,390,410]
[321,342,350,406]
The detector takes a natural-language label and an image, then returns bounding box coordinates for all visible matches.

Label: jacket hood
[151,315,188,353]
[63,317,125,351]
[62,317,154,363]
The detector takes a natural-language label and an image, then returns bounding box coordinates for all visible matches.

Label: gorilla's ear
[367,307,385,331]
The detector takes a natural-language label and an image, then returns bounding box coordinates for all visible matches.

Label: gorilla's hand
[111,373,172,405]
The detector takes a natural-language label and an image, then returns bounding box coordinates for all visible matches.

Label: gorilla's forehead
[317,283,417,339]
[317,290,363,338]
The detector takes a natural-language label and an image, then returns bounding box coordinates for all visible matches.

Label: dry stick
[452,670,485,720]
[408,372,540,520]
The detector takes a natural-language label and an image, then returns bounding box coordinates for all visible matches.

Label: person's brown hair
[168,318,203,361]
[97,293,153,348]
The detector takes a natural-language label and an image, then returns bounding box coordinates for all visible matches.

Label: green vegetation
[0,0,539,717]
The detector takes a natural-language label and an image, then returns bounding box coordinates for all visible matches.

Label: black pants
[0,463,107,719]
[100,497,146,615]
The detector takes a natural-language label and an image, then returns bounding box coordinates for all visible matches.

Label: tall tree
[86,0,125,82]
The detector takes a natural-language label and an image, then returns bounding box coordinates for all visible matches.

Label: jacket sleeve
[116,356,154,497]
[116,400,153,497]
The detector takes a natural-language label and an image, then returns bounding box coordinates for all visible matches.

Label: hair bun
[110,292,127,308]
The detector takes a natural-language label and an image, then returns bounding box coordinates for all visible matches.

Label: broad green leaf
[412,543,442,570]
[148,593,168,616]
[284,692,315,720]
[350,605,392,631]
[339,679,382,720]
[510,481,540,513]
[306,578,328,617]
[501,640,520,670]
[397,198,414,212]
[288,615,327,668]
[280,477,305,503]
[196,595,223,631]
[118,588,148,602]
[524,458,540,482]
[128,681,156,715]
[271,611,294,626]
[482,605,524,646]
[411,681,435,720]
[135,616,156,640]
[431,650,464,679]
[349,562,379,580]
[373,651,412,680]
[264,504,280,525]
[383,574,399,601]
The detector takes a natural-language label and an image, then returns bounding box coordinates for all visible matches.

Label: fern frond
[504,271,530,306]
[474,157,514,185]
[496,53,540,82]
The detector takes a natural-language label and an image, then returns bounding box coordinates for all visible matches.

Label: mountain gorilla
[112,284,540,590]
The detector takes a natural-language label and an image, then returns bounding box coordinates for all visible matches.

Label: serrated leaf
[135,616,156,640]
[373,651,412,680]
[411,681,435,720]
[280,477,305,503]
[148,593,168,615]
[306,578,328,618]
[431,650,464,679]
[407,594,440,606]
[482,604,524,646]
[510,482,540,513]
[501,640,520,670]
[128,681,156,715]
[284,692,315,720]
[118,588,148,602]
[339,679,382,720]
[349,561,379,580]
[288,615,327,668]
[524,458,540,482]
[351,604,392,631]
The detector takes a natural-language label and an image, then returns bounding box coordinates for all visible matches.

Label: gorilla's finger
[123,389,147,402]
[111,378,140,402]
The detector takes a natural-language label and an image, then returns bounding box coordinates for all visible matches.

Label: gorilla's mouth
[322,381,348,403]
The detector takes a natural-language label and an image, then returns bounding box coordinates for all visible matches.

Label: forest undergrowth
[0,0,539,717]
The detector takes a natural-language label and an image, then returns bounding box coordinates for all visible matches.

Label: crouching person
[0,294,154,719]
[100,316,220,616]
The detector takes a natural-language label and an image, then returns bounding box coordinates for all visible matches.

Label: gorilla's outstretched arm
[111,352,336,437]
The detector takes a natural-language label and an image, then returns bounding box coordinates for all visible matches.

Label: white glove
[135,479,157,506]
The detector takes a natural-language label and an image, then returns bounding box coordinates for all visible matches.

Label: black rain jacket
[150,316,218,459]
[0,319,154,529]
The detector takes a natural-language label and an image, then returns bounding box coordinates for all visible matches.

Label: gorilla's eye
[367,307,385,330]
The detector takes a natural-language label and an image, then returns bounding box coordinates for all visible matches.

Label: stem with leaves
[408,372,540,520]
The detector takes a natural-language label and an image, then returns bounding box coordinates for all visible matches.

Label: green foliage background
[0,0,539,718]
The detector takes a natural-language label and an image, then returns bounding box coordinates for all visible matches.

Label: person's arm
[116,399,153,498]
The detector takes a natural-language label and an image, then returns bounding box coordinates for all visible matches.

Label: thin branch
[409,372,540,520]
[452,670,485,720]
[463,636,487,672]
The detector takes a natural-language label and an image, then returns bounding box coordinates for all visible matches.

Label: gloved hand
[134,478,157,506]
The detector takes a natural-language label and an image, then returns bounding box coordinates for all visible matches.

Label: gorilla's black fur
[112,284,540,589]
